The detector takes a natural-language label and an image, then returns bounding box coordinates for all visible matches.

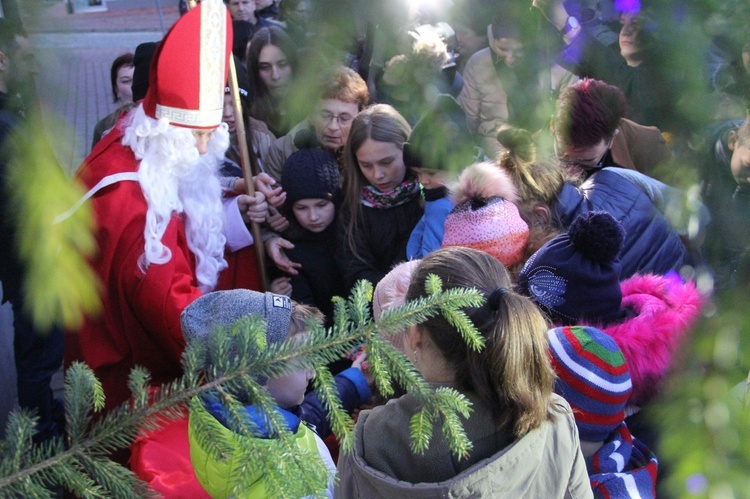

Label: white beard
[122,104,230,292]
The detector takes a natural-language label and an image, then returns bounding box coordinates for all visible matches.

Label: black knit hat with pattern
[281,148,341,212]
[517,211,626,326]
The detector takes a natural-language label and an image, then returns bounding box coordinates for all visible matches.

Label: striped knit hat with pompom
[441,162,529,267]
[548,326,632,442]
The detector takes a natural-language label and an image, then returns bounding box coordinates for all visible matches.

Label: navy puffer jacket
[555,168,686,278]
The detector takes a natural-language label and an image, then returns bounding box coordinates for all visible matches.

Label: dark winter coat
[336,196,423,292]
[555,167,686,278]
[281,223,344,324]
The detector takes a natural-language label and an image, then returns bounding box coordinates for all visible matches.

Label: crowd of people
[2,0,750,496]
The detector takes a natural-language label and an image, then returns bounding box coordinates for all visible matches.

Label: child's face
[222,94,236,134]
[265,332,315,409]
[356,138,407,193]
[412,167,449,189]
[292,198,335,232]
[265,367,314,408]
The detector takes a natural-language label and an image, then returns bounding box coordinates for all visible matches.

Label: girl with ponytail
[336,247,592,498]
[495,124,686,278]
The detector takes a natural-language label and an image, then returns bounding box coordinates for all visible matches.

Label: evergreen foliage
[3,112,101,333]
[656,288,750,498]
[3,1,750,497]
[0,278,485,497]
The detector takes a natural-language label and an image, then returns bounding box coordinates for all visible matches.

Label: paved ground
[25,0,181,173]
[0,0,182,433]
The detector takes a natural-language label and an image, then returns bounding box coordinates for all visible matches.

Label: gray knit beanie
[181,289,292,365]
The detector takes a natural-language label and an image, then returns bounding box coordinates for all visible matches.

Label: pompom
[568,211,625,264]
[451,162,519,205]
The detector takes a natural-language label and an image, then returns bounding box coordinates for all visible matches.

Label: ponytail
[406,247,556,437]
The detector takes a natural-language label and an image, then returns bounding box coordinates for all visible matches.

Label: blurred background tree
[0,0,749,496]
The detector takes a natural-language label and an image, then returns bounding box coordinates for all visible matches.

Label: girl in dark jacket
[268,148,345,325]
[336,104,423,292]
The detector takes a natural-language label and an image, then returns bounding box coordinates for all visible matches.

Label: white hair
[122,104,230,291]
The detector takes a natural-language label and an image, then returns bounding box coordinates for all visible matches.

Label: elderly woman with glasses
[263,65,370,182]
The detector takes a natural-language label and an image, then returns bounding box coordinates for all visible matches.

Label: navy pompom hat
[517,211,625,326]
[281,148,341,213]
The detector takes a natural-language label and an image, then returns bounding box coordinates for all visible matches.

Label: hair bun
[496,125,537,165]
[568,211,625,264]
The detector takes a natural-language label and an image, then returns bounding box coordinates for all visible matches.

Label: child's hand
[238,192,268,224]
[232,177,246,194]
[264,236,302,275]
[270,276,293,297]
[254,172,286,208]
[351,352,374,386]
[266,206,290,232]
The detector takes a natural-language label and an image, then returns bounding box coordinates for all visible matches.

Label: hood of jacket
[599,273,702,407]
[335,392,593,498]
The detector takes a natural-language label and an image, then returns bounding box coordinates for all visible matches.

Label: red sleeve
[121,216,201,365]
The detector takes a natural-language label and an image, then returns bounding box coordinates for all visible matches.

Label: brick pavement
[25,1,181,34]
[0,2,182,423]
[23,1,181,173]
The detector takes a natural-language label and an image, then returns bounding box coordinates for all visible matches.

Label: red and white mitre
[142,0,233,129]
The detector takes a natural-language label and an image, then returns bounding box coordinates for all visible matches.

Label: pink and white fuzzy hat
[442,162,529,267]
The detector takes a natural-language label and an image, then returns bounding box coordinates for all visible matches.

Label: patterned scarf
[361,179,421,209]
[588,423,659,498]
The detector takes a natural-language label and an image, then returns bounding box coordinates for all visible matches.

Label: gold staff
[187,0,268,290]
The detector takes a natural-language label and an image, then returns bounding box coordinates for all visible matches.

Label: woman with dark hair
[246,26,299,136]
[109,52,134,104]
[336,247,591,497]
[91,52,135,149]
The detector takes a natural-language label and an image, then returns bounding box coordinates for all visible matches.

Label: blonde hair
[288,302,324,337]
[406,247,557,437]
[496,125,565,207]
[494,125,566,277]
[373,260,421,353]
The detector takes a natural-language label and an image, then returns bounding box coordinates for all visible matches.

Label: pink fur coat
[587,273,703,407]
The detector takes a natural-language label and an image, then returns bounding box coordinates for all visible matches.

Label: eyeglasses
[555,137,614,172]
[317,111,353,126]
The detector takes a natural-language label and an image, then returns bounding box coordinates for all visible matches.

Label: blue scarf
[588,423,658,498]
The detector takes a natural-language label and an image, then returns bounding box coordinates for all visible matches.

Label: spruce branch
[0,276,485,494]
[408,407,434,454]
[311,367,356,451]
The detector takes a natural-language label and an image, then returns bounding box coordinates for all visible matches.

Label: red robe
[65,123,260,412]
